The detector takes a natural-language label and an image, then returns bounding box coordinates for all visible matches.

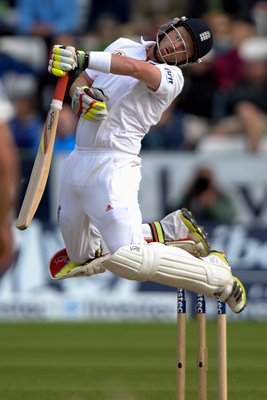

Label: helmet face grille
[155,16,213,66]
[156,22,189,66]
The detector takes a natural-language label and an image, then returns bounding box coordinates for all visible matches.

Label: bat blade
[16,75,69,230]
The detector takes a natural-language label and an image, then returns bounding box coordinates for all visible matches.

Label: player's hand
[71,86,110,122]
[48,45,89,77]
[0,223,15,274]
[48,45,77,77]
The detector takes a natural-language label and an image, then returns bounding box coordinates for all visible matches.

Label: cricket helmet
[155,16,213,66]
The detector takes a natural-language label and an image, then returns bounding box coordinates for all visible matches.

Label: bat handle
[53,75,69,102]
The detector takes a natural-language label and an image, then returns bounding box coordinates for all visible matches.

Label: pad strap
[148,221,165,243]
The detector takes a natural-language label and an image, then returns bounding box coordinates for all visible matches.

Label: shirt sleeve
[149,64,184,104]
[85,68,98,81]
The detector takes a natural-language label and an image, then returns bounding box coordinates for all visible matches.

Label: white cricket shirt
[76,37,184,155]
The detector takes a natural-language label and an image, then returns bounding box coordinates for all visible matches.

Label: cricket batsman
[47,16,246,313]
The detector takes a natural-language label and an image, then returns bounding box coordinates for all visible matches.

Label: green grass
[0,321,266,399]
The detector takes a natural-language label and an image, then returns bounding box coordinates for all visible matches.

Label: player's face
[156,26,195,66]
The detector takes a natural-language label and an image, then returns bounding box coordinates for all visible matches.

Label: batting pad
[104,242,232,296]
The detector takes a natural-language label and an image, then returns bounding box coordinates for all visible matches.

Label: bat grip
[53,75,69,102]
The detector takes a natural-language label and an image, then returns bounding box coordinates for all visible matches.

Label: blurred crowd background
[1,0,267,230]
[1,0,267,155]
[0,0,267,316]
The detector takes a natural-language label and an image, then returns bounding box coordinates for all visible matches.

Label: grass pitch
[0,321,266,400]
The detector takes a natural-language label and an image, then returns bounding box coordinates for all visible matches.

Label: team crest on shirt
[164,67,174,84]
[114,50,126,56]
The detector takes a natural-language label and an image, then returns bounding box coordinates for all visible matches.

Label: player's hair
[155,16,213,67]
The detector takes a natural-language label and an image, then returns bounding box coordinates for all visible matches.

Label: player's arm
[0,121,20,222]
[106,54,162,91]
[0,120,20,263]
[48,46,162,91]
[69,71,93,97]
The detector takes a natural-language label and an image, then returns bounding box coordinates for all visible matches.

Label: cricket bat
[16,74,69,230]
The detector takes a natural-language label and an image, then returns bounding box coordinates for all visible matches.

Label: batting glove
[48,45,76,77]
[71,86,110,122]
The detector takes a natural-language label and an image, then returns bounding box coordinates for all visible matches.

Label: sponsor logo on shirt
[164,67,174,84]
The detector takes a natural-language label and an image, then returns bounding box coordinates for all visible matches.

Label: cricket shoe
[49,248,109,280]
[210,251,247,314]
[179,208,211,257]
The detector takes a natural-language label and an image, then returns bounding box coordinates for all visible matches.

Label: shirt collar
[141,36,156,48]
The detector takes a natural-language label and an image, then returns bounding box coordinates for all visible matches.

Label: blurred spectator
[142,99,186,151]
[209,17,257,120]
[9,94,43,151]
[0,36,47,92]
[176,13,253,150]
[15,0,79,49]
[54,104,77,154]
[210,16,256,88]
[185,0,212,18]
[0,0,16,34]
[251,0,267,35]
[0,52,38,79]
[171,165,236,224]
[0,79,20,272]
[203,10,233,56]
[3,1,78,117]
[86,0,132,31]
[202,39,267,153]
[16,0,79,64]
[79,13,122,52]
[186,0,255,21]
[133,13,170,41]
[134,0,184,18]
[178,57,218,149]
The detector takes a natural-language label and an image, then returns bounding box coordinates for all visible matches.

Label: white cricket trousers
[58,148,145,264]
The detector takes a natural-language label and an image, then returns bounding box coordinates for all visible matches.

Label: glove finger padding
[52,46,75,59]
[82,95,107,110]
[82,106,108,121]
[48,64,67,77]
[48,60,72,76]
[71,86,108,122]
[86,87,110,102]
[48,45,77,76]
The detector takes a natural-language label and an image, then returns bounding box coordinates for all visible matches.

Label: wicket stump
[176,291,227,400]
